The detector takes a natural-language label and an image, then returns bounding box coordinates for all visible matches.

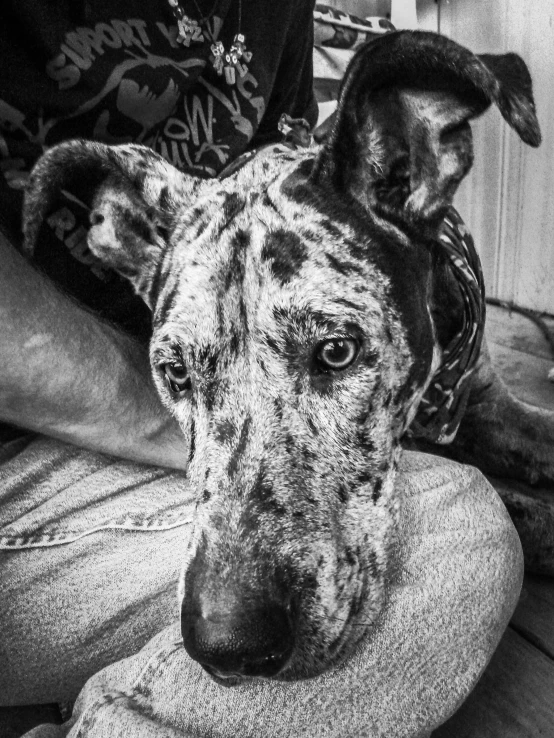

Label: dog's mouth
[200,664,247,687]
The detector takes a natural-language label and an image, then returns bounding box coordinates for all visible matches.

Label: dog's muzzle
[181,542,295,679]
[181,595,294,679]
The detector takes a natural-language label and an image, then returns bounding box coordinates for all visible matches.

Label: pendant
[217,34,253,85]
[176,16,205,46]
[210,40,226,75]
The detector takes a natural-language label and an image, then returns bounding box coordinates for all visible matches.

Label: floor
[1,305,553,737]
[432,304,554,738]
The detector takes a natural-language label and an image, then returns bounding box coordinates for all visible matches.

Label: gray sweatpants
[0,436,522,737]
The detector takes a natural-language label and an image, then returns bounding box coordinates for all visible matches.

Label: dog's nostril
[181,602,294,678]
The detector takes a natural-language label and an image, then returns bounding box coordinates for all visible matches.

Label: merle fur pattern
[22,31,554,680]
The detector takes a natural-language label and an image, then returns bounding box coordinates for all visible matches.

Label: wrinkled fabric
[412,208,486,445]
[0,439,523,737]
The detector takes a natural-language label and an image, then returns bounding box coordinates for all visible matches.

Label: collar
[410,207,486,444]
[217,114,313,180]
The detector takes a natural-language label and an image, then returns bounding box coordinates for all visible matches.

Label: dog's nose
[181,601,294,678]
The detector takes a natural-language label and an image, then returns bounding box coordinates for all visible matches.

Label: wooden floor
[433,304,554,738]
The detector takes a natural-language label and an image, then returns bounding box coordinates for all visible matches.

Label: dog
[21,31,554,683]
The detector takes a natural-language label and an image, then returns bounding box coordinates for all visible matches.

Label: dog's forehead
[153,152,395,346]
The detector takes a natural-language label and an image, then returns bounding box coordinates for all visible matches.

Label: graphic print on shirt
[0,15,266,190]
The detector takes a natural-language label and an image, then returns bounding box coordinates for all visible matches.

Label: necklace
[166,0,252,85]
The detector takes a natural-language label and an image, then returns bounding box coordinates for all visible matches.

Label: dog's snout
[181,600,294,678]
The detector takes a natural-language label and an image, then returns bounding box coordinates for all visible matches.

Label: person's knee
[398,452,524,648]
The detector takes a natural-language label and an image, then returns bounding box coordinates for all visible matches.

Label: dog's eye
[162,362,191,394]
[316,338,358,371]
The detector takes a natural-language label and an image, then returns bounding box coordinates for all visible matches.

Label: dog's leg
[453,340,554,485]
[446,340,554,573]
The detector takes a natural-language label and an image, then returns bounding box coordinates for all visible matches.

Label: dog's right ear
[312,31,541,230]
[23,140,203,307]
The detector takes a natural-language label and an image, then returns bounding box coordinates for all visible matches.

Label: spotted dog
[22,31,554,683]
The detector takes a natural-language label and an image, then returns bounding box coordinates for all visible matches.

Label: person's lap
[0,434,193,704]
[0,434,523,737]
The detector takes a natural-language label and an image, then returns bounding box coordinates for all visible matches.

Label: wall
[431,0,554,314]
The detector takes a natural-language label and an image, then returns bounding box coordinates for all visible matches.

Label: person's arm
[0,230,189,470]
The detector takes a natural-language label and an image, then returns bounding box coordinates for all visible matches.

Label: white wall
[431,0,554,314]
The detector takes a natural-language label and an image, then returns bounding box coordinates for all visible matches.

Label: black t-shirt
[0,0,317,319]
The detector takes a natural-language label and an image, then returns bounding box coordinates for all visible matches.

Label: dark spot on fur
[227,416,252,478]
[283,181,311,205]
[297,158,314,178]
[356,425,376,452]
[228,331,241,355]
[334,297,365,312]
[273,398,284,420]
[301,444,317,463]
[357,470,371,485]
[260,192,280,216]
[344,547,357,567]
[321,220,347,243]
[222,192,245,221]
[372,478,383,503]
[225,229,250,291]
[264,333,280,354]
[121,208,154,244]
[337,484,349,503]
[280,160,315,204]
[310,372,335,397]
[204,381,217,413]
[300,228,320,242]
[284,432,296,455]
[251,467,286,515]
[214,419,236,445]
[238,295,249,333]
[257,357,267,374]
[325,253,364,276]
[202,488,211,502]
[158,185,170,211]
[194,219,210,239]
[363,346,380,367]
[345,238,367,261]
[365,550,379,579]
[307,417,319,436]
[261,229,308,284]
[188,417,196,465]
[193,346,218,376]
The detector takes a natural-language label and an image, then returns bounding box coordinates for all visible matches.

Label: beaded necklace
[166,0,252,85]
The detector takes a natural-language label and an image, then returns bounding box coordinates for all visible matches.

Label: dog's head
[23,32,540,681]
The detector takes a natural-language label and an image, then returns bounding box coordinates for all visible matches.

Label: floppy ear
[23,140,203,307]
[312,31,541,226]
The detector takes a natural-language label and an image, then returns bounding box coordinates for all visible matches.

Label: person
[0,2,523,736]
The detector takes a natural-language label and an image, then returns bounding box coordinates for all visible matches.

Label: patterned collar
[411,208,486,444]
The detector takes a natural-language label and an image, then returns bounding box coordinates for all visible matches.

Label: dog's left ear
[313,31,541,226]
